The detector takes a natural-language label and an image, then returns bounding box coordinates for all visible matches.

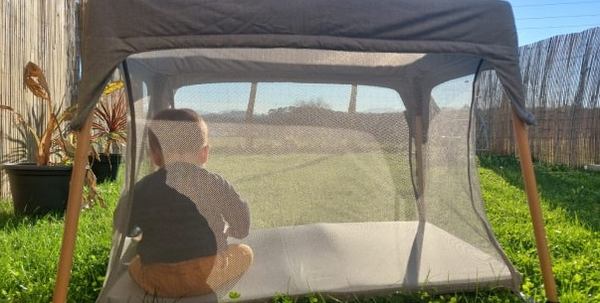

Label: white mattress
[101,221,515,302]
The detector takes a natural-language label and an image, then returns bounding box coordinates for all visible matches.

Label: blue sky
[176,1,600,114]
[177,83,409,114]
[508,0,600,45]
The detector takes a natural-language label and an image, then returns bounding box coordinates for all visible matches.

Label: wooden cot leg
[52,116,94,303]
[511,109,559,303]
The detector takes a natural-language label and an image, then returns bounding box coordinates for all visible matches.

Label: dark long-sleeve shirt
[125,162,250,264]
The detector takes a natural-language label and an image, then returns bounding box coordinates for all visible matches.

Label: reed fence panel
[0,0,78,198]
[475,27,600,167]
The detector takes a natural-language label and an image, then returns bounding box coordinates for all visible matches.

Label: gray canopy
[70,1,541,301]
[72,0,534,130]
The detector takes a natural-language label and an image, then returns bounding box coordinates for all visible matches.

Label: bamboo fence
[0,0,78,198]
[475,27,600,167]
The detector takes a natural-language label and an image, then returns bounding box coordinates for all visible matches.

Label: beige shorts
[129,244,253,298]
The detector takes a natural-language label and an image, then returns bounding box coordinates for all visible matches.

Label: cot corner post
[52,115,94,303]
[511,109,559,303]
[414,114,425,205]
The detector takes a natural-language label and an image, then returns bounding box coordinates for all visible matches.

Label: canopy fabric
[71,0,534,130]
[126,49,478,91]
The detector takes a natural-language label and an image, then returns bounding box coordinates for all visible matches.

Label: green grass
[0,154,599,302]
[0,181,121,303]
[478,155,600,303]
[208,152,415,227]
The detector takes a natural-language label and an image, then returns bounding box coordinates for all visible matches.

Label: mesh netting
[99,48,520,302]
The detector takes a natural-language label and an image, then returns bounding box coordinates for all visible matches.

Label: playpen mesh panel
[100,49,518,302]
[425,77,499,256]
[170,83,416,227]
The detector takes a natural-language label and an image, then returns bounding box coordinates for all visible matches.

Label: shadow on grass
[478,154,600,232]
[0,202,63,232]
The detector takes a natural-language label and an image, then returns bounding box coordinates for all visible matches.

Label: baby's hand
[132,233,143,242]
[223,223,230,237]
[129,226,143,242]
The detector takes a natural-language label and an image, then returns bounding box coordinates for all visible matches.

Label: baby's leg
[129,255,216,297]
[206,244,254,290]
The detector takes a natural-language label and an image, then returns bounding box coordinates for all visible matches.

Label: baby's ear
[150,148,164,167]
[199,145,210,164]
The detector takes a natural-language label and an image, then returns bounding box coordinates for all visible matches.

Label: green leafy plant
[228,291,242,300]
[273,293,294,303]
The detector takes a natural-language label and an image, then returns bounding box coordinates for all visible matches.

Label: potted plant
[1,62,101,215]
[89,81,127,183]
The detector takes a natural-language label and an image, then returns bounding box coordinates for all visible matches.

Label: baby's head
[148,108,209,167]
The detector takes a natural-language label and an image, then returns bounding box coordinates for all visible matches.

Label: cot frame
[51,103,559,302]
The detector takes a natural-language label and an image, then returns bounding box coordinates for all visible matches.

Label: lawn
[208,152,415,227]
[0,154,598,302]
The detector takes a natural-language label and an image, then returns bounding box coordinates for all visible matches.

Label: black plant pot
[3,163,72,215]
[89,154,122,183]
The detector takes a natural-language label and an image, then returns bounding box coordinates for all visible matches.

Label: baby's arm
[218,177,250,239]
[114,181,145,239]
